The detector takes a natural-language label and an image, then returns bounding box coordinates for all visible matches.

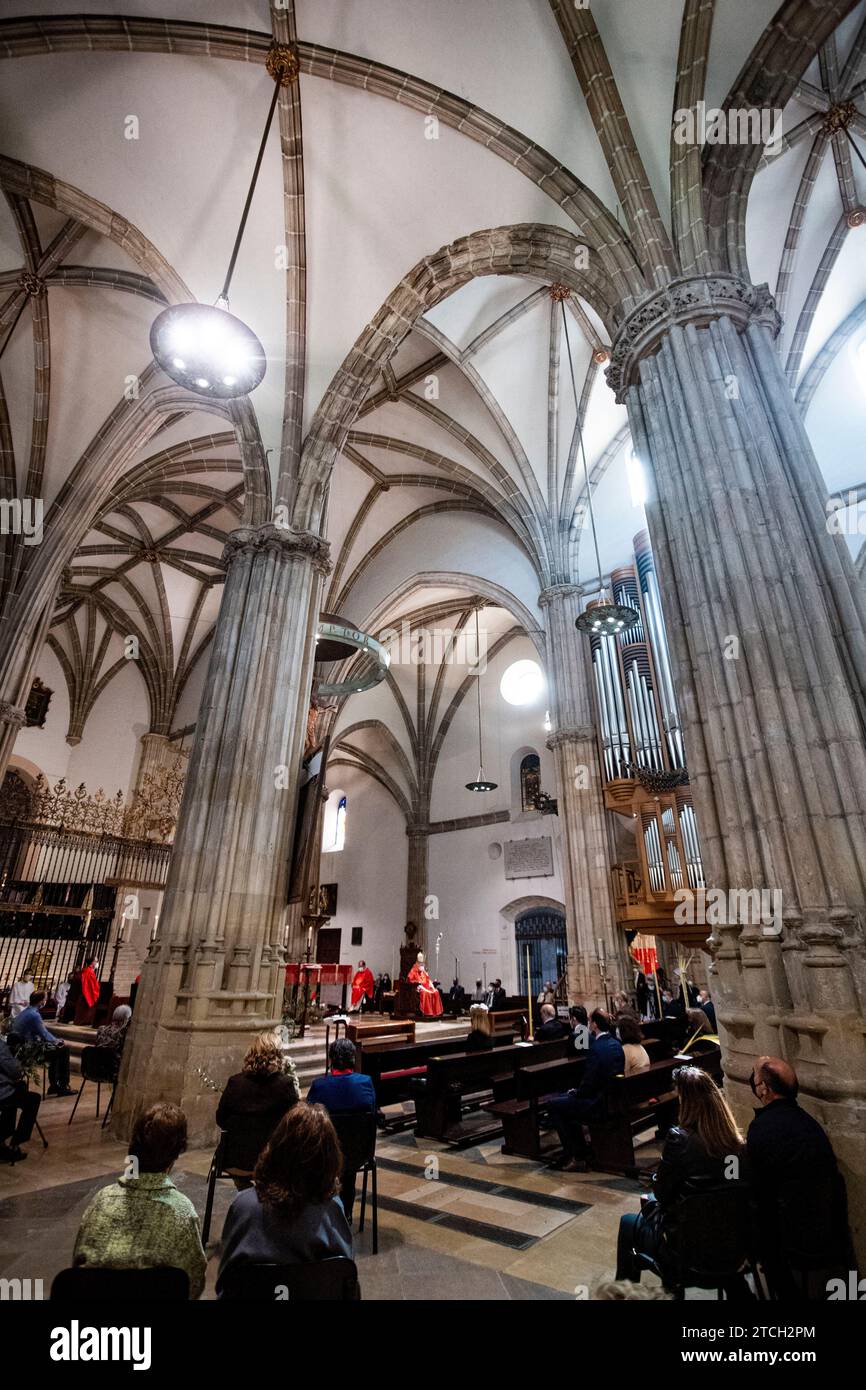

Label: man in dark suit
[697,990,716,1031]
[488,980,506,1011]
[534,1004,570,1042]
[307,1038,376,1223]
[747,1056,849,1297]
[547,1009,625,1172]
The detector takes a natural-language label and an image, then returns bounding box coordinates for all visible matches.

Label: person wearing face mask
[746,1056,850,1298]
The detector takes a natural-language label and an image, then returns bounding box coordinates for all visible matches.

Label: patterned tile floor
[0,1089,685,1301]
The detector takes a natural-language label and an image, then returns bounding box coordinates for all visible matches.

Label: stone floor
[0,1083,690,1301]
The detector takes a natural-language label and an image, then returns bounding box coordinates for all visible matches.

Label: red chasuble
[407,962,443,1017]
[351,968,374,1008]
[80,965,100,1008]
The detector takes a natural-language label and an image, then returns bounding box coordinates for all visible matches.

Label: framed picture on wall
[307,882,338,917]
[351,927,363,946]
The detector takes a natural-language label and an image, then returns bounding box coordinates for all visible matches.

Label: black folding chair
[51,1266,190,1301]
[329,1109,378,1254]
[202,1119,282,1245]
[68,1046,119,1126]
[218,1258,360,1301]
[638,1183,762,1299]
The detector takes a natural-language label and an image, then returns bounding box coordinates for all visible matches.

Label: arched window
[322,790,347,852]
[520,754,541,812]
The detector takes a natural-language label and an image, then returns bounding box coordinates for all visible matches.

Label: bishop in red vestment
[75,957,101,1025]
[407,954,443,1017]
[350,961,375,1009]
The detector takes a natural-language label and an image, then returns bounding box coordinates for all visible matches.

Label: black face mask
[749,1072,759,1097]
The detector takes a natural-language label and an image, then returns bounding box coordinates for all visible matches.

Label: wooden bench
[359,1034,514,1112]
[413,1038,570,1144]
[346,1018,415,1047]
[488,1008,528,1038]
[483,1035,671,1160]
[486,1055,586,1158]
[588,1045,723,1177]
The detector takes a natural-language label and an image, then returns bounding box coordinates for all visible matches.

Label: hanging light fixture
[150,45,299,399]
[560,295,639,639]
[465,607,497,792]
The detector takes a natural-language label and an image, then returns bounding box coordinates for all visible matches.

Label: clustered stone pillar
[615,279,866,1259]
[405,822,429,947]
[540,583,627,1005]
[113,524,329,1143]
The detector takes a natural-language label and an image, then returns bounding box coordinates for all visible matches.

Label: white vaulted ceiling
[0,0,864,767]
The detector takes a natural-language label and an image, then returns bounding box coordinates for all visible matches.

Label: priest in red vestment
[350,960,375,1011]
[407,952,443,1017]
[75,956,101,1025]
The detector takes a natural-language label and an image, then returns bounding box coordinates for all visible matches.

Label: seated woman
[216,1102,352,1296]
[617,1014,650,1075]
[684,1007,714,1041]
[215,1031,299,1189]
[73,1102,206,1298]
[615,1066,746,1291]
[464,1004,494,1052]
[95,1004,132,1057]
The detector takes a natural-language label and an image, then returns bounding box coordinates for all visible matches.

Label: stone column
[540,584,626,1004]
[613,275,866,1259]
[406,821,429,946]
[113,523,329,1143]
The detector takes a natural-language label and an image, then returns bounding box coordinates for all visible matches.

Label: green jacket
[73,1171,207,1299]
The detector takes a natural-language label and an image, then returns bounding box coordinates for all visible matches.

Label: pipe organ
[588,531,706,943]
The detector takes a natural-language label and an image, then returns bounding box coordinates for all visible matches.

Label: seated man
[9,991,74,1096]
[488,980,507,1011]
[534,1003,570,1042]
[0,1033,41,1163]
[570,1004,590,1052]
[547,1009,625,1171]
[307,1038,376,1224]
[747,1056,850,1297]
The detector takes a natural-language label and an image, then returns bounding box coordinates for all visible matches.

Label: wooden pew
[346,1017,415,1047]
[488,1008,528,1038]
[486,1055,586,1159]
[587,1045,723,1177]
[359,1034,514,1112]
[413,1038,570,1144]
[483,1035,671,1160]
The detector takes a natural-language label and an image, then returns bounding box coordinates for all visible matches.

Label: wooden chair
[218,1258,360,1301]
[51,1266,190,1301]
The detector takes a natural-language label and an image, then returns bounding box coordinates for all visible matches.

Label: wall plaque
[504,836,553,879]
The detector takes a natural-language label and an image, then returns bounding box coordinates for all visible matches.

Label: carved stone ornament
[606,274,782,402]
[223,523,332,576]
[0,700,27,728]
[546,725,595,749]
[538,583,583,607]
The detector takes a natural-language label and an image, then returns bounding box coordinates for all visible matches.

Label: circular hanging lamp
[150,302,266,400]
[314,613,390,697]
[150,45,298,400]
[559,294,639,640]
[575,591,641,637]
[465,607,498,792]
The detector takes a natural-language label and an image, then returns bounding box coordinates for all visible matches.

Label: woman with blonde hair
[215,1031,299,1188]
[615,1067,747,1291]
[465,1003,494,1052]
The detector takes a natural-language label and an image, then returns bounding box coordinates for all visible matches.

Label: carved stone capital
[606,274,782,402]
[538,583,582,608]
[223,523,332,576]
[546,724,594,749]
[0,700,27,728]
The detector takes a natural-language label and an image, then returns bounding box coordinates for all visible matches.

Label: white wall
[12,644,149,799]
[317,764,408,979]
